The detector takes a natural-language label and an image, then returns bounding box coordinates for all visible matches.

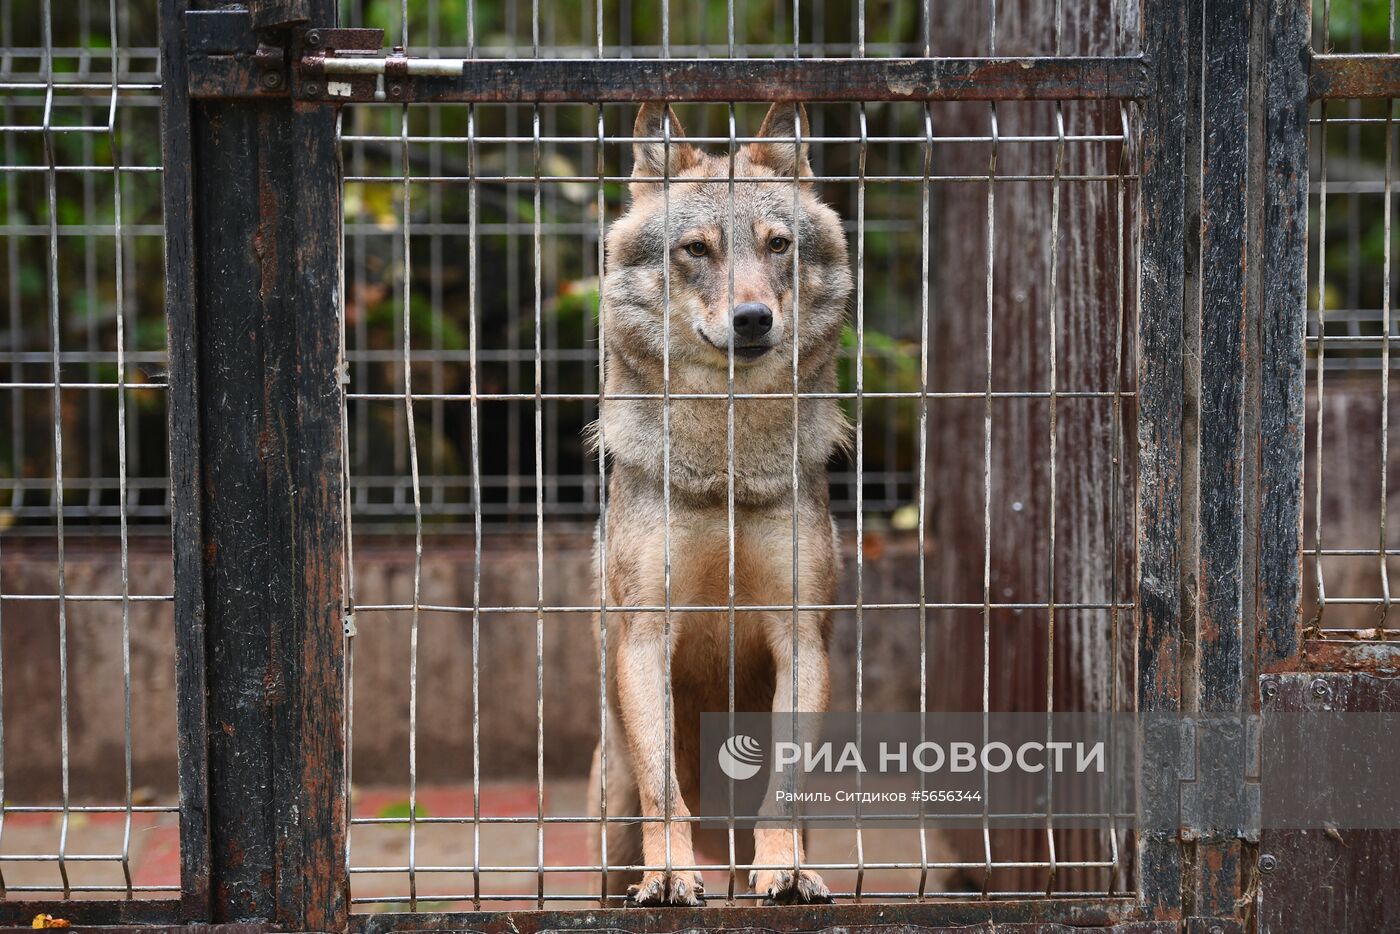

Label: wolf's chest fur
[598,359,847,506]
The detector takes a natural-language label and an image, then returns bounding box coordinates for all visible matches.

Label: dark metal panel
[159,0,214,922]
[167,0,348,928]
[1309,53,1400,99]
[1257,673,1400,933]
[1197,0,1250,721]
[1255,0,1309,672]
[1192,0,1252,917]
[249,0,310,31]
[186,10,260,55]
[1137,0,1190,919]
[267,74,349,933]
[188,55,1150,103]
[349,900,1156,934]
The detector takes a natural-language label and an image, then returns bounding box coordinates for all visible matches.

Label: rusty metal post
[1136,0,1189,920]
[160,0,346,928]
[1255,0,1310,674]
[1190,0,1255,917]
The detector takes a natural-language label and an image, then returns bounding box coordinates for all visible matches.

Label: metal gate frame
[2,0,1395,930]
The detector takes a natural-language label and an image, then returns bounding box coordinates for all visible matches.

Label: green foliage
[375,799,429,820]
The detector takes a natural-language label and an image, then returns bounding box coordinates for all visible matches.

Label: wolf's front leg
[614,613,703,906]
[752,615,833,905]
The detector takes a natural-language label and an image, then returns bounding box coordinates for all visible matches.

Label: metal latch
[184,8,465,103]
[300,30,462,102]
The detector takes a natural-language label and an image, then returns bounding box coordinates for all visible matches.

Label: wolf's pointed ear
[631,102,699,197]
[746,102,812,178]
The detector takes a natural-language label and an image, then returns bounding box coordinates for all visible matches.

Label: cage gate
[0,0,1396,931]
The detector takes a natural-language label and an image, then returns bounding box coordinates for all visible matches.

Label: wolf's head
[603,102,851,384]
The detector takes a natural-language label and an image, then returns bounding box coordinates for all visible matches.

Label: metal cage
[0,0,1396,931]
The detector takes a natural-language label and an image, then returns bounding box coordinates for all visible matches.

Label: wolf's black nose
[732,303,774,340]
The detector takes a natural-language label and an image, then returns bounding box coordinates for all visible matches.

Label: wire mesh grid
[0,0,179,903]
[340,0,1140,911]
[1306,0,1400,641]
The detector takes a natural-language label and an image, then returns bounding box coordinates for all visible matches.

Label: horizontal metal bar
[351,601,1134,614]
[347,900,1145,933]
[341,131,1127,146]
[348,858,1121,874]
[350,813,1129,828]
[345,172,1135,184]
[191,54,1148,102]
[346,390,1133,401]
[1310,53,1400,99]
[1,804,177,812]
[348,892,1145,907]
[0,899,185,927]
[378,56,1148,102]
[1261,639,1400,673]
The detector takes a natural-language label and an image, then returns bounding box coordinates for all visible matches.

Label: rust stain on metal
[1310,53,1400,100]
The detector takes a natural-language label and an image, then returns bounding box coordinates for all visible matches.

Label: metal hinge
[1137,715,1261,845]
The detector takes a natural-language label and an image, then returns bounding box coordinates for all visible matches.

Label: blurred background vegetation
[0,0,1394,532]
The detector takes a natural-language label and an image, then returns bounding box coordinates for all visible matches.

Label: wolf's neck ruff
[598,349,847,506]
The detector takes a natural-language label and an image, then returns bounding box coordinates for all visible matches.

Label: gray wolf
[587,101,852,907]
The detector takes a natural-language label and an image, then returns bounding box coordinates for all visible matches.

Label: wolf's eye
[768,236,791,254]
[684,241,709,257]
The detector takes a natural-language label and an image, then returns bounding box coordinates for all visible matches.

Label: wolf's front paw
[749,867,832,905]
[627,870,705,907]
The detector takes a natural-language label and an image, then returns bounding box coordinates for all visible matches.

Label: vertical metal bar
[592,72,608,918]
[1044,103,1064,897]
[1311,113,1331,630]
[1380,89,1394,633]
[788,90,803,900]
[1106,102,1132,897]
[339,4,362,904]
[1137,0,1189,917]
[980,103,997,899]
[660,95,676,900]
[852,97,868,903]
[0,0,12,894]
[532,83,546,920]
[468,66,484,913]
[1256,0,1308,671]
[916,14,933,894]
[41,0,71,899]
[108,0,135,895]
[158,0,212,918]
[724,98,738,904]
[1194,0,1251,913]
[589,0,608,902]
[399,0,423,903]
[162,0,348,925]
[531,1,546,909]
[339,98,358,914]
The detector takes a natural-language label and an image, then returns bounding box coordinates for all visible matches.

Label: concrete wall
[1,528,930,802]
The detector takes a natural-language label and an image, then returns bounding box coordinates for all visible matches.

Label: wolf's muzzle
[732,302,774,340]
